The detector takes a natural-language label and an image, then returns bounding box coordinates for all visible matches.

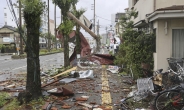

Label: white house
[129,0,184,71]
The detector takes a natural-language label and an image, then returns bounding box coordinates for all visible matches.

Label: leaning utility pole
[48,0,50,51]
[19,0,23,54]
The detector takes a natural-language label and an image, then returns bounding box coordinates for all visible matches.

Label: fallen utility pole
[67,12,100,51]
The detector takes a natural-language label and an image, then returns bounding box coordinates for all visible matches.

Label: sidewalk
[0,53,13,56]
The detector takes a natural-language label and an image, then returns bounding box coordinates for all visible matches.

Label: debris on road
[107,65,119,74]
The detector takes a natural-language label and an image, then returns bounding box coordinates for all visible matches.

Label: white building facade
[128,0,184,71]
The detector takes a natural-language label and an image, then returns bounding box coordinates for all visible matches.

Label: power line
[96,15,114,22]
[5,0,18,25]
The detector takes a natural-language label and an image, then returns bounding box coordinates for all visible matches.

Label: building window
[4,13,7,16]
[172,29,184,59]
[5,22,7,25]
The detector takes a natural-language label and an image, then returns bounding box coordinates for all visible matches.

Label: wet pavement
[40,65,132,110]
[0,53,65,82]
[0,64,153,110]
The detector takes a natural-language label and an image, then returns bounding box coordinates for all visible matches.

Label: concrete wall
[153,19,184,71]
[131,0,184,24]
[128,0,133,10]
[156,0,184,9]
[131,0,154,24]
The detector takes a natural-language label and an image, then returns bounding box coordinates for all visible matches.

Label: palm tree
[53,0,78,67]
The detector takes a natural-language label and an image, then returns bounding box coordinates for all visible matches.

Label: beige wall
[128,0,133,9]
[153,19,184,71]
[0,28,14,44]
[0,28,19,45]
[131,0,184,24]
[133,0,154,24]
[156,0,184,9]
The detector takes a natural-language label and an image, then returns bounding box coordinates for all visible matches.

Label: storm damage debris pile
[42,66,130,110]
[0,64,153,110]
[40,68,104,110]
[106,65,120,74]
[0,72,26,93]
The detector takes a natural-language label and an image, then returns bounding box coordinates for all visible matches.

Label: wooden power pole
[47,0,51,51]
[93,0,95,34]
[19,0,23,54]
[97,19,99,36]
[54,4,57,49]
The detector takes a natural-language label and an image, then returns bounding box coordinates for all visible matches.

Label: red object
[62,85,74,96]
[57,30,114,65]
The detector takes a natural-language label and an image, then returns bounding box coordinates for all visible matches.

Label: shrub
[40,49,48,53]
[1,46,5,53]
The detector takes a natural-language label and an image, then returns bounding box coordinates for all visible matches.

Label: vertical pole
[48,0,50,51]
[54,4,57,49]
[19,0,23,54]
[106,27,107,44]
[60,10,63,48]
[97,19,99,36]
[93,0,95,34]
[61,10,62,23]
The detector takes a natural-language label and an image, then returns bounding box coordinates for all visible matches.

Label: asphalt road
[0,48,110,81]
[0,53,64,81]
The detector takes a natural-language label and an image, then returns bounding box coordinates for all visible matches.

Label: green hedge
[11,48,64,59]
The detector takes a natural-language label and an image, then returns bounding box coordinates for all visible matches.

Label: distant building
[111,14,116,25]
[128,0,184,71]
[100,33,107,45]
[49,19,55,36]
[3,7,21,28]
[0,25,19,52]
[115,13,125,36]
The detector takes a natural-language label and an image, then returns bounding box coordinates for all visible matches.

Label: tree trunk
[25,15,42,100]
[26,26,42,99]
[76,26,81,54]
[64,34,70,67]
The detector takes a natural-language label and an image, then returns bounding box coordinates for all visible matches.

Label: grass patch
[5,97,46,110]
[0,92,10,107]
[4,98,20,110]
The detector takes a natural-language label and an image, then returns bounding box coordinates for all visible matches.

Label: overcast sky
[0,0,128,37]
